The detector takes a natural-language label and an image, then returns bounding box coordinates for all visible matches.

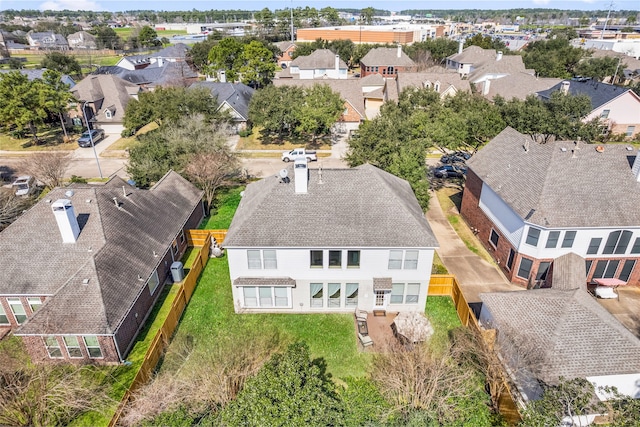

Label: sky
[1,0,638,13]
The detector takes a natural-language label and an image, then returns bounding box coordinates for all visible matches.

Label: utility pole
[82,101,103,179]
[600,0,614,40]
[290,1,294,43]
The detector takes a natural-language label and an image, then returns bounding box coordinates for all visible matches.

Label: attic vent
[82,278,90,285]
[86,199,92,203]
[137,275,143,281]
[560,147,567,152]
[626,146,633,151]
[65,190,74,197]
[524,209,536,220]
[523,140,530,153]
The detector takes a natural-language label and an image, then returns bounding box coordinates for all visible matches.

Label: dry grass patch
[236,127,331,151]
[106,122,159,151]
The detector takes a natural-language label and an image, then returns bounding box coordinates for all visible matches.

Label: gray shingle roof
[468,55,529,82]
[395,70,471,100]
[223,164,438,248]
[291,49,347,70]
[447,45,496,64]
[72,74,140,123]
[480,288,640,382]
[537,80,631,110]
[189,81,255,121]
[480,73,561,100]
[5,171,203,336]
[361,47,415,67]
[93,61,197,87]
[233,277,296,287]
[0,69,76,87]
[466,127,640,228]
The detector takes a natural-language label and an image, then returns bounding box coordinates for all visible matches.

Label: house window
[172,239,178,255]
[105,110,112,119]
[561,231,577,248]
[388,250,403,269]
[546,231,560,248]
[405,283,420,303]
[587,238,602,255]
[274,287,288,307]
[329,250,342,268]
[346,283,358,306]
[27,297,42,313]
[0,304,9,325]
[391,283,404,304]
[434,82,440,92]
[525,227,541,246]
[424,81,431,89]
[311,283,323,307]
[259,288,273,307]
[64,336,83,358]
[310,250,323,267]
[600,109,610,118]
[263,250,277,269]
[403,250,418,269]
[247,250,262,269]
[147,271,160,295]
[242,287,290,308]
[83,336,103,358]
[631,238,640,254]
[328,283,341,307]
[603,230,632,254]
[243,287,257,307]
[44,336,63,358]
[7,298,26,324]
[347,251,360,268]
[374,66,379,72]
[619,260,635,282]
[593,260,620,279]
[489,229,499,248]
[506,249,515,270]
[517,258,533,279]
[179,230,186,244]
[585,260,593,276]
[387,66,395,75]
[626,126,636,137]
[536,261,551,281]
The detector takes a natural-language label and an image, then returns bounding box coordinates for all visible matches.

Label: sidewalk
[426,190,522,303]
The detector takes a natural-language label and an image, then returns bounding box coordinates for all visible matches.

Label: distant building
[360,46,416,78]
[26,31,69,50]
[296,24,446,45]
[67,31,97,50]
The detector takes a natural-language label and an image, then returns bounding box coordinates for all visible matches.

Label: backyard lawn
[199,186,244,229]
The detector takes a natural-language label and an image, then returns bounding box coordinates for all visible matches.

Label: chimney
[632,150,640,182]
[482,79,491,96]
[397,44,402,58]
[496,51,503,61]
[458,39,464,54]
[157,56,163,67]
[335,54,339,72]
[219,70,226,83]
[294,157,308,194]
[561,80,570,95]
[52,199,80,243]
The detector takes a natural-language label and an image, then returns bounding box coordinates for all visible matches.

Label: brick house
[0,171,204,364]
[275,41,296,68]
[461,127,640,288]
[360,46,416,79]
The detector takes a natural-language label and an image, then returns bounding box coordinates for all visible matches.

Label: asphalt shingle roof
[480,73,561,100]
[93,61,197,87]
[537,80,631,110]
[481,288,640,382]
[72,74,140,122]
[361,47,415,67]
[395,70,471,100]
[223,164,438,248]
[291,49,347,70]
[3,171,203,336]
[189,81,255,121]
[466,127,640,228]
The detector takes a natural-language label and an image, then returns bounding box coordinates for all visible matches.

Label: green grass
[236,127,332,151]
[170,256,370,380]
[0,127,78,151]
[106,122,159,151]
[199,186,244,229]
[425,297,462,354]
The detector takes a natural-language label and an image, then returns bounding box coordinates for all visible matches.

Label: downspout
[113,333,125,363]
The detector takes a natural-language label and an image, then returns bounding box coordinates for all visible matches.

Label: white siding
[479,183,524,247]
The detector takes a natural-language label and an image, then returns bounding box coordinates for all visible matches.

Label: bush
[432,264,449,275]
[69,175,88,184]
[238,128,252,137]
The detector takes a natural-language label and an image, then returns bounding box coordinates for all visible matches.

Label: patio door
[374,290,390,308]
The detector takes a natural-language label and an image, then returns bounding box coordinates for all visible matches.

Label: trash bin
[170,261,185,282]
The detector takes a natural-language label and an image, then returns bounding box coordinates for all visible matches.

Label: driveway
[426,190,522,303]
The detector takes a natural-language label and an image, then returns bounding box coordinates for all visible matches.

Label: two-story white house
[287,49,348,80]
[461,127,640,287]
[223,161,439,314]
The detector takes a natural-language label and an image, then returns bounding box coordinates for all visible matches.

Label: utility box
[170,261,185,282]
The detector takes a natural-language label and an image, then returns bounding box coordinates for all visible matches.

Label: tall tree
[186,38,216,72]
[40,52,82,78]
[523,37,586,78]
[184,150,240,215]
[90,25,123,50]
[0,71,49,141]
[40,70,76,139]
[239,40,277,88]
[137,26,161,48]
[360,7,375,25]
[207,37,244,82]
[574,57,626,82]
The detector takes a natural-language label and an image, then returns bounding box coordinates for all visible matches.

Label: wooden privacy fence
[429,275,521,425]
[108,232,212,427]
[187,229,227,247]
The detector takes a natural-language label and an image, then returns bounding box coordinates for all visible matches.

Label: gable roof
[72,74,140,122]
[189,81,255,121]
[447,45,496,64]
[291,49,347,70]
[468,55,530,82]
[154,43,190,59]
[537,80,633,110]
[479,73,561,100]
[361,47,415,67]
[223,164,438,248]
[5,171,203,336]
[395,70,471,100]
[481,288,640,382]
[273,79,365,119]
[466,127,640,228]
[93,61,197,87]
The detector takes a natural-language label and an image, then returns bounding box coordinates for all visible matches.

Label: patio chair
[358,332,373,348]
[355,308,368,321]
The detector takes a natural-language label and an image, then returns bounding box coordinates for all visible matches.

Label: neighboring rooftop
[360,47,416,67]
[189,81,255,120]
[223,164,438,248]
[273,79,366,119]
[479,72,561,100]
[467,127,640,228]
[93,61,197,87]
[72,74,140,122]
[291,49,348,70]
[537,79,632,110]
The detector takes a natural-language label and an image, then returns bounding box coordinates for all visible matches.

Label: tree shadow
[0,165,17,183]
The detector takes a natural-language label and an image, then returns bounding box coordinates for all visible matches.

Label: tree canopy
[207,38,277,88]
[522,37,586,78]
[40,52,81,78]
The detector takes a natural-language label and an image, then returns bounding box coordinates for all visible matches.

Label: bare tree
[184,149,240,215]
[0,191,33,231]
[18,151,71,190]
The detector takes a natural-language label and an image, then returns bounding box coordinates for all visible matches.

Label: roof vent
[560,147,567,152]
[82,278,90,285]
[86,198,91,203]
[523,140,530,153]
[137,275,144,281]
[65,190,74,197]
[113,197,121,209]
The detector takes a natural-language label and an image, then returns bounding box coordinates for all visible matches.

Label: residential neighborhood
[1,3,640,426]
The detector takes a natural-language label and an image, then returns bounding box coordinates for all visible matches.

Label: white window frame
[347,250,360,268]
[247,250,262,269]
[310,283,323,307]
[525,227,541,247]
[405,283,420,303]
[489,229,499,248]
[147,270,160,295]
[517,257,533,279]
[600,109,610,118]
[328,250,342,268]
[179,230,186,244]
[64,336,83,358]
[0,304,9,325]
[403,250,419,270]
[345,283,358,306]
[7,298,26,324]
[328,283,341,308]
[83,336,103,359]
[44,336,63,358]
[390,283,405,304]
[263,250,277,269]
[310,250,323,268]
[27,297,42,313]
[105,109,112,119]
[388,250,403,269]
[242,286,291,308]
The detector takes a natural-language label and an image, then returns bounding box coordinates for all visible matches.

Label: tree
[40,70,76,139]
[218,342,345,426]
[18,151,71,190]
[138,26,160,48]
[207,37,244,82]
[40,52,82,78]
[90,25,123,50]
[239,40,277,88]
[294,84,344,141]
[523,38,586,78]
[186,38,216,72]
[0,71,49,141]
[184,149,240,215]
[360,7,375,25]
[0,191,33,231]
[465,33,507,51]
[574,56,626,82]
[319,7,341,25]
[406,38,459,66]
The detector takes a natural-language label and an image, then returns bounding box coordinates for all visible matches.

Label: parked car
[433,165,466,179]
[11,175,37,196]
[77,129,105,147]
[282,148,317,162]
[440,151,472,164]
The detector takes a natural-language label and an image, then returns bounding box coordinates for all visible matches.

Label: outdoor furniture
[357,320,369,336]
[392,312,434,344]
[355,308,368,321]
[593,278,626,300]
[358,332,373,347]
[373,309,386,317]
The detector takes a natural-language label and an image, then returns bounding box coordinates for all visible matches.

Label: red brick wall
[0,296,46,330]
[360,64,415,78]
[22,335,120,364]
[339,102,362,123]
